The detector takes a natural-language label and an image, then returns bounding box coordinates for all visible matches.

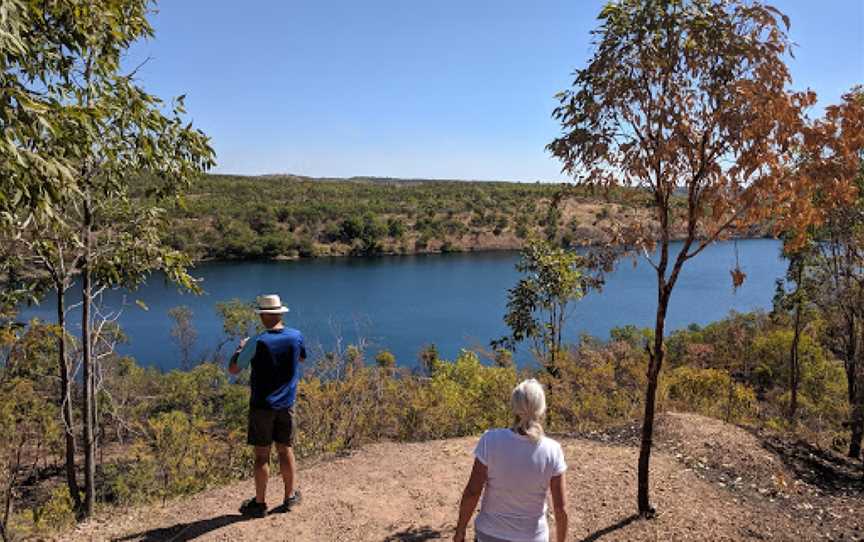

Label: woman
[453,379,568,542]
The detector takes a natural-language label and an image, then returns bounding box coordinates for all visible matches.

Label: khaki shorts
[247,407,295,447]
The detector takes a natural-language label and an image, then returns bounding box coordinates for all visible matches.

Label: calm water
[19,239,785,370]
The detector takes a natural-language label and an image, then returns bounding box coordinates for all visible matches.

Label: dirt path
[62,415,863,541]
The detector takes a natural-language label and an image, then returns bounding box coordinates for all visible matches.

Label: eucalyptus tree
[772,242,819,424]
[773,90,864,454]
[494,238,585,374]
[0,0,86,222]
[7,219,85,511]
[0,0,141,513]
[66,68,214,519]
[168,305,198,370]
[3,0,214,518]
[0,0,102,315]
[811,162,864,458]
[548,0,863,516]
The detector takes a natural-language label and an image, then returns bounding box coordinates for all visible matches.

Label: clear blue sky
[127,1,863,181]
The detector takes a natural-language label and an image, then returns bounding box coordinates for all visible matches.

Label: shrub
[104,410,237,507]
[246,205,277,235]
[423,351,518,439]
[387,218,405,239]
[660,366,756,422]
[294,236,317,258]
[493,216,508,236]
[541,343,646,431]
[493,348,514,368]
[440,240,457,253]
[156,363,229,418]
[259,233,293,258]
[752,329,848,429]
[515,222,529,239]
[31,486,76,532]
[418,343,440,375]
[375,350,396,370]
[295,370,380,456]
[147,411,215,501]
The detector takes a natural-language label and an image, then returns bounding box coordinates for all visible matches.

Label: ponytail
[511,379,546,443]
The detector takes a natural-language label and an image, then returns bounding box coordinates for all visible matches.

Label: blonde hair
[511,379,546,443]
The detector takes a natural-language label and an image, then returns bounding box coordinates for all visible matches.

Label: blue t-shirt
[236,327,305,410]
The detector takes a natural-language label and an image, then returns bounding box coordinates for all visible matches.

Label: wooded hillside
[154,174,702,260]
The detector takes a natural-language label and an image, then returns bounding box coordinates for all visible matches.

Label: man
[229,294,305,517]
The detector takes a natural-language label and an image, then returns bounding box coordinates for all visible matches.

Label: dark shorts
[247,407,295,447]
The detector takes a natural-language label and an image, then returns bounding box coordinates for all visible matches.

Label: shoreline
[1,234,778,284]
[191,233,777,265]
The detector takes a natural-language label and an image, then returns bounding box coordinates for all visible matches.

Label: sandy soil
[60,413,863,542]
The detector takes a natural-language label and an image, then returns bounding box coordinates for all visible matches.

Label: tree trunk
[81,199,95,517]
[545,306,561,377]
[850,405,863,460]
[1,440,23,542]
[846,316,862,459]
[1,477,12,542]
[789,302,801,423]
[850,367,863,459]
[846,321,856,413]
[849,325,863,459]
[55,285,82,512]
[724,373,734,423]
[637,288,670,517]
[549,308,557,368]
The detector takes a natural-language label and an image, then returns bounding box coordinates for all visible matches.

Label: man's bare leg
[254,445,271,503]
[276,443,296,498]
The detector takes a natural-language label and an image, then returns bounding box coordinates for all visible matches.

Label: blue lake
[19,239,786,370]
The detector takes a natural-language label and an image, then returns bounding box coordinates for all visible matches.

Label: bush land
[0,307,854,538]
[147,174,646,260]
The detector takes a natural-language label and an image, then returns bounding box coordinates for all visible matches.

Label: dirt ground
[60,413,863,542]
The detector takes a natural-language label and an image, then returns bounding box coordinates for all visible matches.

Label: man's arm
[228,337,249,375]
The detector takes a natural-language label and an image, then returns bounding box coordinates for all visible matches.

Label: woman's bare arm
[453,458,487,542]
[550,473,569,542]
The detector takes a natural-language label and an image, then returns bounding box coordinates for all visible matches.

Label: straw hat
[255,294,290,314]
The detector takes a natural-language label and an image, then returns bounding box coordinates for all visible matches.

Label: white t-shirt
[473,429,567,542]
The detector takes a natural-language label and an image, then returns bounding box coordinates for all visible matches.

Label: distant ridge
[246,172,567,185]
